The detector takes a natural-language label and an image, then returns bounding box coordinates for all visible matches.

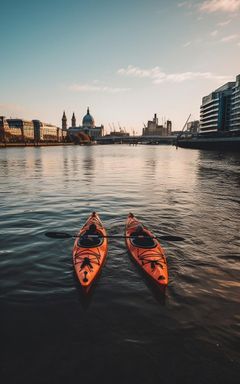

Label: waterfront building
[229,74,240,131]
[186,120,200,133]
[7,118,35,141]
[0,116,10,141]
[0,116,65,143]
[142,114,172,136]
[33,120,67,142]
[67,108,104,141]
[107,130,130,137]
[199,74,240,134]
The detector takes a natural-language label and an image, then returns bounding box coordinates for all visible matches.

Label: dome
[82,107,95,128]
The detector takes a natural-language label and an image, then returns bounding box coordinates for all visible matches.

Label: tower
[153,113,158,127]
[71,112,76,128]
[62,111,67,130]
[166,120,172,135]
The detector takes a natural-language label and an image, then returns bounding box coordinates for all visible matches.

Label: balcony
[199,127,218,132]
[200,122,218,129]
[200,116,218,124]
[200,108,218,116]
[231,108,240,116]
[201,100,219,109]
[201,97,219,104]
[200,112,218,120]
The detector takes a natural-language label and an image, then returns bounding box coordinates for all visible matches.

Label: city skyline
[1,0,240,134]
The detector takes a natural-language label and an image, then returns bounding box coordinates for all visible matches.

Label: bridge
[96,135,177,145]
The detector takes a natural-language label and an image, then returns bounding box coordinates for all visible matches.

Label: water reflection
[82,146,95,183]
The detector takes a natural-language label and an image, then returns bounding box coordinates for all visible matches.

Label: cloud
[199,0,240,13]
[117,65,232,84]
[68,83,130,93]
[178,0,240,13]
[211,30,218,36]
[183,41,192,47]
[178,1,192,8]
[217,19,232,26]
[220,34,238,42]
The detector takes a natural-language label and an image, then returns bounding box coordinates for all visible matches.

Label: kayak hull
[72,212,108,292]
[125,213,168,286]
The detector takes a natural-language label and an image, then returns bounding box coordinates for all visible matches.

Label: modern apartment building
[199,74,240,134]
[229,74,240,131]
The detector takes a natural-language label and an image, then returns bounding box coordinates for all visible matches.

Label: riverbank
[177,131,240,151]
[0,142,75,148]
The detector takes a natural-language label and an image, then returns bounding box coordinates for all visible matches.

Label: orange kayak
[72,212,108,292]
[125,213,168,286]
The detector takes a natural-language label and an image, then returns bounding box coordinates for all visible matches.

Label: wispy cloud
[68,83,130,93]
[118,65,231,84]
[183,41,192,47]
[178,0,240,13]
[178,1,192,8]
[211,30,218,36]
[199,0,240,13]
[217,19,232,26]
[220,34,238,42]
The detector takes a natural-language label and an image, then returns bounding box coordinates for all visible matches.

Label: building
[107,130,129,137]
[7,118,35,141]
[142,114,172,136]
[186,120,200,133]
[199,74,240,134]
[33,120,67,142]
[229,74,240,131]
[64,108,104,141]
[0,116,65,143]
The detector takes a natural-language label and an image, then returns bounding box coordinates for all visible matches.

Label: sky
[0,0,240,134]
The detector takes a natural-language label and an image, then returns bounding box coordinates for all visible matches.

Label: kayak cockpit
[130,233,157,248]
[77,232,104,248]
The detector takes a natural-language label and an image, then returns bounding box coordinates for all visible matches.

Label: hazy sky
[1,0,240,133]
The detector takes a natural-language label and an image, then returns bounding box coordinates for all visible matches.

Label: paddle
[45,231,184,242]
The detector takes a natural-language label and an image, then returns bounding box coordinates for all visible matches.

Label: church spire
[87,107,90,114]
[62,111,67,130]
[71,112,76,128]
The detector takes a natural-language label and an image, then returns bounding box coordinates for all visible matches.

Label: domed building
[82,108,95,128]
[63,108,104,143]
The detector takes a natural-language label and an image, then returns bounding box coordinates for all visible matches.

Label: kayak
[72,212,108,292]
[125,213,168,286]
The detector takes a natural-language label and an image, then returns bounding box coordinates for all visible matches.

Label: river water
[0,145,239,384]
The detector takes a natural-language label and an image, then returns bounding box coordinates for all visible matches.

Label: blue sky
[1,0,240,133]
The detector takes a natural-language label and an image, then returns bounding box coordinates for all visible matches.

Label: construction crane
[177,114,192,139]
[181,114,191,132]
